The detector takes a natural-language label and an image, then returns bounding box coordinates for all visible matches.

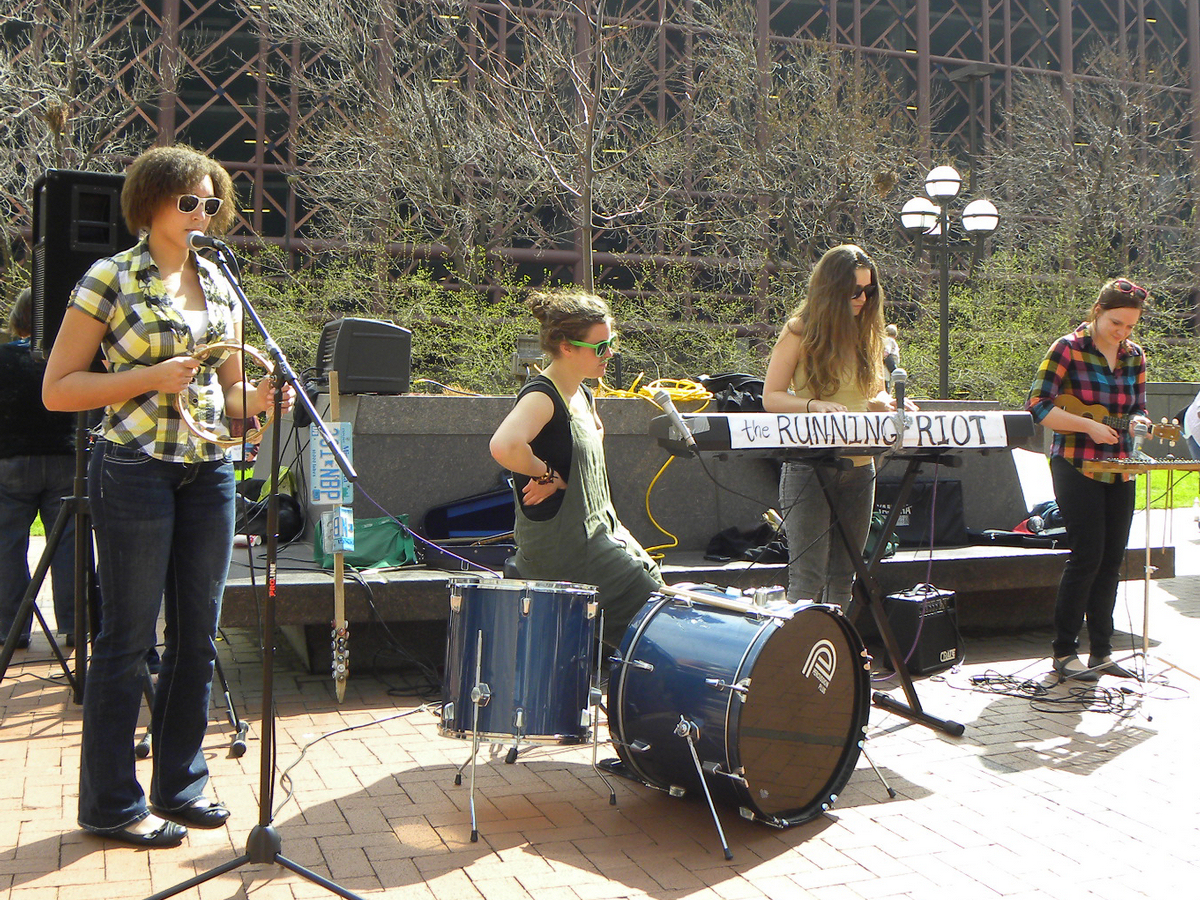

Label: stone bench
[222,541,1173,672]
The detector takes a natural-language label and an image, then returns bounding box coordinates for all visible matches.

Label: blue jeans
[1049,456,1136,660]
[779,459,877,609]
[78,440,235,832]
[0,454,77,639]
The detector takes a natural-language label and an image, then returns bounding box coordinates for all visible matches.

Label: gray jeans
[779,459,877,609]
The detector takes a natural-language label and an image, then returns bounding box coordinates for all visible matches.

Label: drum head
[735,605,869,824]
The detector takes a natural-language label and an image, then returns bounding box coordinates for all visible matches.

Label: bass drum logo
[802,639,837,694]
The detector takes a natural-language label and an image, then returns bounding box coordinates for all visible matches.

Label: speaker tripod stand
[145,242,359,900]
[0,412,95,697]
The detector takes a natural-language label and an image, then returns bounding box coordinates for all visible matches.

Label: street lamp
[901,165,999,399]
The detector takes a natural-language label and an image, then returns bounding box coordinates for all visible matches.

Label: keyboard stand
[813,451,966,737]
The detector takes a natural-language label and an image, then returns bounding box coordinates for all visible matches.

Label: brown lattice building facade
[5,1,1198,287]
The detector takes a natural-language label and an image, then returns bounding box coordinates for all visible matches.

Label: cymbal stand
[1121,470,1198,684]
[1080,458,1200,685]
[145,244,358,900]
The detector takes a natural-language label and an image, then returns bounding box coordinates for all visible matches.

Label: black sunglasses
[850,283,879,301]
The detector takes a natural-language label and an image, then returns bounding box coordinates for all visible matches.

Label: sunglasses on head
[176,194,223,217]
[1114,278,1148,301]
[850,283,879,301]
[568,335,620,356]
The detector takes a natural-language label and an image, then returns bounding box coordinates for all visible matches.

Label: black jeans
[1049,456,1136,659]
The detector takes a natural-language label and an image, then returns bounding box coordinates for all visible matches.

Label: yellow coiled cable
[598,375,712,558]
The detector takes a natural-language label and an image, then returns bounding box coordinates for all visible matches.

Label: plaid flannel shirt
[70,239,242,463]
[1027,321,1147,484]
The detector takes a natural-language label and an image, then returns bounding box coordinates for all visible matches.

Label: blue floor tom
[441,577,598,744]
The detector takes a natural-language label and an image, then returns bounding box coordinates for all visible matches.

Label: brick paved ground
[3,509,1199,900]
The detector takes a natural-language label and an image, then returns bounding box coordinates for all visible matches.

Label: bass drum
[441,577,598,744]
[609,592,870,827]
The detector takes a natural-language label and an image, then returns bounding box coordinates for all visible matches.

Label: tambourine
[174,341,275,449]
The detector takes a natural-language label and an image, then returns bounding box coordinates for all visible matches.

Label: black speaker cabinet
[313,318,412,394]
[31,170,136,359]
[883,584,962,675]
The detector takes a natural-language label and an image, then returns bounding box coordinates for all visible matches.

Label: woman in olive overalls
[490,290,663,646]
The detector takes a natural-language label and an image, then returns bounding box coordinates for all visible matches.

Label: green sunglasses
[568,335,620,356]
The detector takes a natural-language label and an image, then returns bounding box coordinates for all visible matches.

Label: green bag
[314,514,416,569]
[863,510,899,561]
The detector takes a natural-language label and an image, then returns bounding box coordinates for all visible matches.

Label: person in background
[883,323,900,379]
[762,244,913,610]
[0,288,77,649]
[1027,278,1150,682]
[43,144,293,848]
[1181,385,1200,460]
[489,289,663,645]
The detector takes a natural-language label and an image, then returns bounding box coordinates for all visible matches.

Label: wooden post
[329,371,348,701]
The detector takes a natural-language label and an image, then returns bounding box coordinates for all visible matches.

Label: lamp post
[900,165,999,399]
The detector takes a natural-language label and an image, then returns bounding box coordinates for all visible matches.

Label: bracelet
[532,459,556,485]
[806,398,814,413]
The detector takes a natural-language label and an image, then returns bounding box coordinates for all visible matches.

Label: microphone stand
[146,245,359,900]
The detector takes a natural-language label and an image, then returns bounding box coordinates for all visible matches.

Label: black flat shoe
[89,819,188,848]
[151,797,230,828]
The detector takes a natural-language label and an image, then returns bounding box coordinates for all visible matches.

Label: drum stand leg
[589,614,617,805]
[675,717,733,861]
[456,630,489,843]
[859,741,896,799]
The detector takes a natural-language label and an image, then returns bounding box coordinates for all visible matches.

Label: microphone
[653,389,697,451]
[187,231,228,251]
[891,368,908,447]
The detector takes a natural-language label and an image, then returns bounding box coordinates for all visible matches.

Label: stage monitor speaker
[31,170,135,360]
[883,584,962,676]
[314,317,411,394]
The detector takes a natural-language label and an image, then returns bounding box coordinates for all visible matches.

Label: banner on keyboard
[722,411,1010,451]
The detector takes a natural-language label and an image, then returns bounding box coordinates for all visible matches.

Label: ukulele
[1052,394,1182,443]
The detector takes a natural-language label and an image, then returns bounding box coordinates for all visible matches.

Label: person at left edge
[489,289,664,646]
[0,288,77,649]
[43,144,294,849]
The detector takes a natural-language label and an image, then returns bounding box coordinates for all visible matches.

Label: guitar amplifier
[883,584,962,675]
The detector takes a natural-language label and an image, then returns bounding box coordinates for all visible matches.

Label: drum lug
[668,785,687,798]
[703,762,748,786]
[470,682,491,707]
[587,600,598,619]
[513,707,524,728]
[629,739,651,753]
[522,596,531,616]
[589,687,603,707]
[704,676,751,700]
[612,654,654,672]
[443,702,454,721]
[449,593,461,613]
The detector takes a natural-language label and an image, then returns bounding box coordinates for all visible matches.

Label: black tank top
[512,375,589,522]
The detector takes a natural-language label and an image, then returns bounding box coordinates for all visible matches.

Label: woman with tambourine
[1027,278,1151,683]
[43,145,292,847]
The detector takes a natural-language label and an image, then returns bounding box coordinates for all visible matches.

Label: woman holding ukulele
[1027,278,1151,682]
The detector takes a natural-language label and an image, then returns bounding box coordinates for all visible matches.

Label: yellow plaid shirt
[70,239,242,462]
